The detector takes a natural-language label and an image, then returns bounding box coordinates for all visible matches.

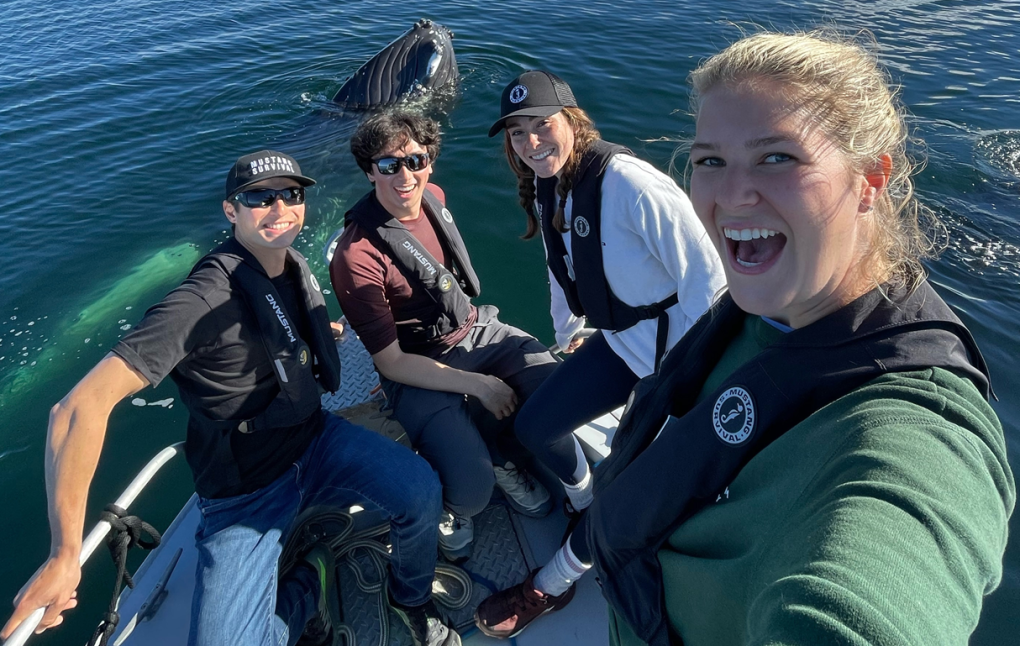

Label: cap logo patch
[573,216,590,237]
[249,156,296,177]
[509,84,529,104]
[712,386,755,445]
[441,208,454,223]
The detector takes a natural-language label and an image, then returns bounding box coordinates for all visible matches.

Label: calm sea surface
[2,0,1018,643]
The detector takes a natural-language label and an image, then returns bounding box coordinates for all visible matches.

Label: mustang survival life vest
[537,140,678,369]
[345,188,481,353]
[193,237,342,434]
[586,282,991,645]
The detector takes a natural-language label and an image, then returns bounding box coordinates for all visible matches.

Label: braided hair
[502,107,601,239]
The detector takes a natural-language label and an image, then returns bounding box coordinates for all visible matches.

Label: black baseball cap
[224,150,316,200]
[488,70,578,137]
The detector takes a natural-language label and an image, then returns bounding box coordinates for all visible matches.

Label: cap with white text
[225,150,316,200]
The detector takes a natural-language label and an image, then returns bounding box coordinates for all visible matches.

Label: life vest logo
[401,239,437,276]
[509,84,528,104]
[438,274,454,292]
[573,216,591,237]
[712,386,755,445]
[309,274,321,292]
[299,348,309,365]
[441,208,454,223]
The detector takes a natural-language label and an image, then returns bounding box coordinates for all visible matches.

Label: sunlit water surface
[2,0,1018,643]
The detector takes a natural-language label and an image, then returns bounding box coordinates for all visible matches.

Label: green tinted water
[2,0,1018,642]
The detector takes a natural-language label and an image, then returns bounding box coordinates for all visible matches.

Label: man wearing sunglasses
[2,150,455,646]
[330,112,559,570]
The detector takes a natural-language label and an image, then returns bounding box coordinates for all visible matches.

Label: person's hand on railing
[2,556,80,640]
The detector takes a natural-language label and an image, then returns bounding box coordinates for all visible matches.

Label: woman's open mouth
[723,227,787,273]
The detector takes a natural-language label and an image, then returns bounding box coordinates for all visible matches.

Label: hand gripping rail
[5,442,185,646]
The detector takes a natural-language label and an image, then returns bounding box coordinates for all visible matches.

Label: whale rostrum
[332,19,458,111]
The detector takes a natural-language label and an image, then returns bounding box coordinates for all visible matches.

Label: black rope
[89,504,161,646]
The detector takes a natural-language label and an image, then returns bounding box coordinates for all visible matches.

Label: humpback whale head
[333,19,458,111]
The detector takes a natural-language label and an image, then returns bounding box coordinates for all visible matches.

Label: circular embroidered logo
[712,386,755,445]
[441,208,454,223]
[299,348,310,366]
[509,84,529,104]
[439,274,454,292]
[573,216,591,237]
[309,274,321,292]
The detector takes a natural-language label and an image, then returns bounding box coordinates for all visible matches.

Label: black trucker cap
[488,70,578,137]
[224,150,316,200]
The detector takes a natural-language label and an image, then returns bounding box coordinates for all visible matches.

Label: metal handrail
[5,442,185,646]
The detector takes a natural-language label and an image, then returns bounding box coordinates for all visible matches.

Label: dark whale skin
[332,19,457,110]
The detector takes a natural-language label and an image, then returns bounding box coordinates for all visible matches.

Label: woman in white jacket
[475,70,725,637]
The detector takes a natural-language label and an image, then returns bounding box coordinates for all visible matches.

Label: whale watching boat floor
[77,331,619,646]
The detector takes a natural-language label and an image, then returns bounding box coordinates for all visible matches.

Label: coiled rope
[279,508,472,646]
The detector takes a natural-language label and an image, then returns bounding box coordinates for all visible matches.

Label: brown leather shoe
[473,569,576,638]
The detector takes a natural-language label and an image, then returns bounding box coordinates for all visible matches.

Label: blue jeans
[188,414,442,646]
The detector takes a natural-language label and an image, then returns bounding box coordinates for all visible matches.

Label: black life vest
[345,188,481,352]
[538,140,678,369]
[190,238,341,434]
[586,281,991,645]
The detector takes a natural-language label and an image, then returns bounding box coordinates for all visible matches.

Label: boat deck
[107,435,614,646]
[105,330,620,646]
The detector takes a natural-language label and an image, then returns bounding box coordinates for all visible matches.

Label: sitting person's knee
[442,460,496,518]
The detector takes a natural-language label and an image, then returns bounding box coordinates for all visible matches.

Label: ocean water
[2,0,1018,643]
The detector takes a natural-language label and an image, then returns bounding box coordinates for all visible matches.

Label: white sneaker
[390,595,462,646]
[493,462,552,518]
[438,510,473,562]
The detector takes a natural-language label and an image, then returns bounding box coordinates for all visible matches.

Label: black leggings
[514,331,639,482]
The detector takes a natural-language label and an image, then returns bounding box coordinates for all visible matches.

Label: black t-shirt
[113,256,322,498]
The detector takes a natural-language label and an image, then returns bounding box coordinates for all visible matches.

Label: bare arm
[2,353,149,639]
[371,340,518,420]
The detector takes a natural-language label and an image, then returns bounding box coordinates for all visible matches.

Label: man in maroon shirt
[329,112,558,562]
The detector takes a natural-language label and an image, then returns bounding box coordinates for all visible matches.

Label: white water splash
[130,397,175,408]
[0,445,30,462]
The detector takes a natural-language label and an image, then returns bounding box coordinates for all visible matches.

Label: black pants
[381,305,558,517]
[514,331,639,482]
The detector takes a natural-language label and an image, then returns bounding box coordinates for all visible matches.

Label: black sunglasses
[373,153,430,175]
[232,186,305,208]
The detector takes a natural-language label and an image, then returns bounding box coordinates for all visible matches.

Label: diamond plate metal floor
[321,330,381,412]
[445,501,535,631]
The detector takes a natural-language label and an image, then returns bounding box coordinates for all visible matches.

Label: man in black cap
[2,150,456,646]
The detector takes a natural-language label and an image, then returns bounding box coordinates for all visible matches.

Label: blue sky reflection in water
[1,0,1018,643]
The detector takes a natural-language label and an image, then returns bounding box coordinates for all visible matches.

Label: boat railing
[5,442,186,646]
